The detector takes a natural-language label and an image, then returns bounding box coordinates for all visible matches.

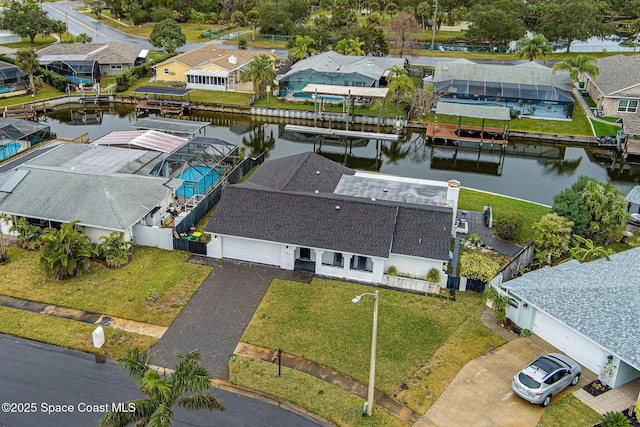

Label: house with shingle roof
[205,152,459,286]
[36,42,146,76]
[277,51,406,93]
[433,59,574,120]
[153,47,275,92]
[498,248,640,388]
[584,54,640,117]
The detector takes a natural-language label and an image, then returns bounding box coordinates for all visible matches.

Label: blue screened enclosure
[177,166,221,198]
[0,141,21,161]
[293,92,344,102]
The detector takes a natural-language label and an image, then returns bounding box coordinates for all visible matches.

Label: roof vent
[316,170,320,175]
[442,65,448,71]
[314,190,319,193]
[383,188,388,192]
[371,198,376,201]
[366,62,374,71]
[335,206,340,210]
[229,55,237,64]
[419,238,422,243]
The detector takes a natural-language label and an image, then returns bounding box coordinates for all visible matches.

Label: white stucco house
[205,152,459,286]
[492,248,640,388]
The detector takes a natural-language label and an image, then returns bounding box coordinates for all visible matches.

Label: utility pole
[431,0,438,51]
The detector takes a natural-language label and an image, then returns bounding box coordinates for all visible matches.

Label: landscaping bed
[583,379,611,397]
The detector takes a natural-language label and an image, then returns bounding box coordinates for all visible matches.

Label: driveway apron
[151,257,312,381]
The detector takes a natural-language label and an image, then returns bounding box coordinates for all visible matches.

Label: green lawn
[459,188,551,243]
[537,394,603,427]
[591,119,621,137]
[0,246,211,326]
[237,278,505,414]
[0,305,157,358]
[0,35,56,49]
[0,84,64,108]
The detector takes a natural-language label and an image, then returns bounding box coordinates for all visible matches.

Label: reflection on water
[40,105,640,206]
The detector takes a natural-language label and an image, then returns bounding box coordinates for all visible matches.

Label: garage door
[222,237,281,266]
[532,310,603,374]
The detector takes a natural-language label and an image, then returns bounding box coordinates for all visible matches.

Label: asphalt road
[0,335,324,427]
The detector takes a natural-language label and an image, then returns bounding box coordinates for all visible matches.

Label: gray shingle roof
[434,59,571,90]
[206,185,452,260]
[36,42,142,66]
[503,248,640,371]
[279,51,405,83]
[595,55,640,96]
[0,165,178,232]
[246,152,355,192]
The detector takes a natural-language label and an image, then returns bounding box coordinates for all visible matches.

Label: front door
[299,247,311,260]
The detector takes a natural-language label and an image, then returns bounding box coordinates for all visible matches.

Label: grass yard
[537,394,603,427]
[0,246,211,326]
[237,278,505,414]
[459,188,551,243]
[0,305,157,358]
[591,119,622,137]
[230,357,406,426]
[1,35,56,49]
[0,84,64,108]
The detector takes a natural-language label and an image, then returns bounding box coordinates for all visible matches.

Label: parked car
[511,353,581,407]
[628,213,640,227]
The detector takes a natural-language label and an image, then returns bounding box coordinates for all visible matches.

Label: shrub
[115,53,176,92]
[426,268,441,283]
[601,411,632,427]
[34,68,69,91]
[494,212,524,241]
[10,217,42,250]
[385,266,397,275]
[466,233,481,245]
[460,252,500,283]
[132,9,149,25]
[150,7,174,22]
[97,232,133,268]
[238,37,247,49]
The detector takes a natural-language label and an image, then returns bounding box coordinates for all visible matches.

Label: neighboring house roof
[91,130,189,154]
[36,42,143,65]
[623,116,640,136]
[434,59,571,90]
[592,55,640,97]
[503,248,640,371]
[245,151,355,193]
[0,118,49,140]
[279,51,405,83]
[206,185,452,259]
[154,47,274,72]
[0,165,179,232]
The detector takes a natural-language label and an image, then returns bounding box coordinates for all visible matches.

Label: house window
[618,99,639,113]
[110,64,122,70]
[164,68,169,74]
[299,248,311,260]
[350,256,372,272]
[333,253,343,267]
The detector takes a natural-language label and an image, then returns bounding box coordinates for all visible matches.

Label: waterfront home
[433,59,574,120]
[206,152,458,286]
[583,54,640,117]
[153,48,275,92]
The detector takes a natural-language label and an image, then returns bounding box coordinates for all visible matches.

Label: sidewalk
[574,377,640,414]
[0,294,166,338]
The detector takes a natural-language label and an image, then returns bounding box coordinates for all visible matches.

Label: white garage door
[532,310,604,374]
[222,237,281,266]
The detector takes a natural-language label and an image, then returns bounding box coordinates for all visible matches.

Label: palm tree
[631,18,640,54]
[242,54,275,99]
[10,217,42,250]
[288,35,316,62]
[515,33,553,64]
[15,48,40,95]
[246,10,259,42]
[39,220,93,280]
[416,1,431,31]
[552,54,600,82]
[334,37,365,56]
[387,64,407,79]
[387,71,415,117]
[99,348,224,427]
[76,33,92,43]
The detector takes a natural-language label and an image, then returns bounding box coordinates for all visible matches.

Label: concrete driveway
[416,336,595,427]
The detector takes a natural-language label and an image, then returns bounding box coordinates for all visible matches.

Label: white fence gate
[132,225,174,250]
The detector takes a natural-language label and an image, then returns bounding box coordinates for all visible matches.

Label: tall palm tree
[99,348,224,427]
[387,64,407,79]
[387,72,415,117]
[15,48,40,95]
[334,37,365,55]
[515,33,553,64]
[288,35,316,62]
[552,54,600,82]
[242,54,275,99]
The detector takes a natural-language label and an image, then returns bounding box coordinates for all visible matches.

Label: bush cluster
[116,53,177,92]
[493,212,524,241]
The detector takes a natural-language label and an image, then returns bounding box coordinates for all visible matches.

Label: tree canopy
[515,33,552,63]
[0,1,55,43]
[15,49,40,95]
[552,54,600,81]
[532,213,574,266]
[242,54,275,98]
[149,19,186,53]
[465,6,526,50]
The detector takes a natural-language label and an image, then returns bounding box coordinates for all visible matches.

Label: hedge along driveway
[0,246,212,326]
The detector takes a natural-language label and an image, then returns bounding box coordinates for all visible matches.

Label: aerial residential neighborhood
[0,0,639,426]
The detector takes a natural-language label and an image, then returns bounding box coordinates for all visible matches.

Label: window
[110,64,122,70]
[333,253,343,267]
[618,99,639,113]
[299,248,311,260]
[350,256,372,272]
[164,68,169,74]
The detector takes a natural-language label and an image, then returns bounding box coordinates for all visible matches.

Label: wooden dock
[425,123,508,147]
[624,139,640,159]
[135,100,186,116]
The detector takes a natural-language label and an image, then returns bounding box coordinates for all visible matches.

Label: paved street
[0,335,325,427]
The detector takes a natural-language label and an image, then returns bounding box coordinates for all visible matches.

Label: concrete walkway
[0,294,166,338]
[574,377,640,414]
[466,211,523,257]
[235,342,420,424]
[573,87,623,127]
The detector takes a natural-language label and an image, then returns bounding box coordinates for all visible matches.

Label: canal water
[41,105,640,206]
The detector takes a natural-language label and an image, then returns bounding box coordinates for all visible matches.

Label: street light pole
[352,290,379,416]
[431,0,438,51]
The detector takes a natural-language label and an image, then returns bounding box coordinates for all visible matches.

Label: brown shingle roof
[595,54,640,96]
[36,42,142,65]
[154,47,274,71]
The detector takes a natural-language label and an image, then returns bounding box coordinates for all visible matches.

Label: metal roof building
[91,130,189,154]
